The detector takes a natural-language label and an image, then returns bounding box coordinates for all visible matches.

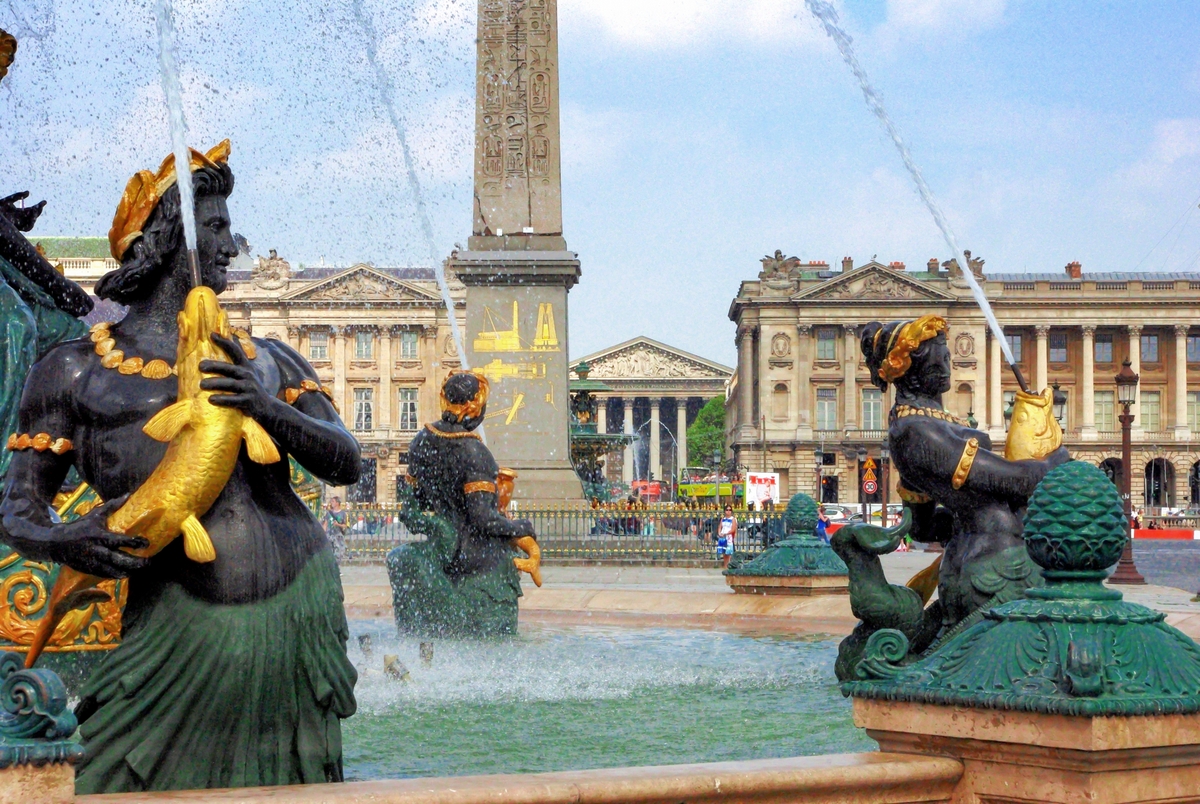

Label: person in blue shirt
[716,505,736,567]
[816,505,831,544]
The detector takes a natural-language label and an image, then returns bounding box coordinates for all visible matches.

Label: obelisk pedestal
[449,0,582,502]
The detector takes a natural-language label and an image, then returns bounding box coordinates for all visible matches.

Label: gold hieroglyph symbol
[532,303,559,351]
[475,301,523,352]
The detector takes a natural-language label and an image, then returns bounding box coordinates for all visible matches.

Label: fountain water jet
[155,0,201,287]
[804,0,1029,391]
[349,0,470,372]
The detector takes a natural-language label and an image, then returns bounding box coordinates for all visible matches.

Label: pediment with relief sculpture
[281,265,443,303]
[793,265,954,302]
[576,337,732,381]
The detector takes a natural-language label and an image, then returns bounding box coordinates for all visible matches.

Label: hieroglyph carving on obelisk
[473,0,563,242]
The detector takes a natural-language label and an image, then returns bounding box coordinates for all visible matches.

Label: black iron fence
[326,503,788,565]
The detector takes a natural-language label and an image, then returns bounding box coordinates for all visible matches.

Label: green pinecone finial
[785,493,819,536]
[1023,460,1127,573]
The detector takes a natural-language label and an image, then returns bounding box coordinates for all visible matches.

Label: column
[1081,325,1096,440]
[1174,324,1190,440]
[736,325,754,438]
[677,398,688,469]
[1035,325,1049,392]
[331,326,347,424]
[1128,325,1142,435]
[622,398,634,483]
[843,324,858,430]
[597,397,608,434]
[989,331,1002,434]
[650,398,662,482]
[379,327,393,430]
[795,324,812,436]
[757,326,771,432]
[286,325,301,353]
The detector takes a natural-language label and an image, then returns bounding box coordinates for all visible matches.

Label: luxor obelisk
[449,0,583,501]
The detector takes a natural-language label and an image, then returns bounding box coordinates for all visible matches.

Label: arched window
[956,383,973,420]
[1189,461,1200,506]
[1144,458,1175,509]
[1099,458,1123,489]
[772,383,789,420]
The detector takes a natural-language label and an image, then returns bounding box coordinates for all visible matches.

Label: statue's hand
[0,192,46,232]
[202,334,273,421]
[51,496,151,579]
[513,518,535,538]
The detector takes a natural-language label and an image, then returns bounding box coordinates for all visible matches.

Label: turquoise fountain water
[341,620,870,781]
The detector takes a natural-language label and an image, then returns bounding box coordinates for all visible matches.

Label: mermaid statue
[833,315,1070,681]
[388,371,541,638]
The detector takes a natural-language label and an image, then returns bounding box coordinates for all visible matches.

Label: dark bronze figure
[833,316,1069,681]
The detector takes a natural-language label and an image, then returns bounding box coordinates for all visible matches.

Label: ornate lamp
[1111,358,1144,584]
[1051,381,1066,425]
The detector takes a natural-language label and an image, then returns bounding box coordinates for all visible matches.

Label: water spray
[349,0,470,371]
[804,0,1030,393]
[155,0,200,288]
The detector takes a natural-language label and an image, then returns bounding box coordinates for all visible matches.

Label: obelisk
[448,0,583,501]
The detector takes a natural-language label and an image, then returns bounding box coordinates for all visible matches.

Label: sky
[1,0,1199,366]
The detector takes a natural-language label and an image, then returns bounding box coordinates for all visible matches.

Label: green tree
[686,397,726,468]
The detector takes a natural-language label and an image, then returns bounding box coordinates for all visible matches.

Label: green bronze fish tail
[833,508,912,556]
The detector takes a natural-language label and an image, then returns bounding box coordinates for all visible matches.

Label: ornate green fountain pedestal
[0,651,85,803]
[723,494,849,596]
[844,461,1200,803]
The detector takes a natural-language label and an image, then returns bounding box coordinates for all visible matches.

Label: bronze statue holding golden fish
[0,141,361,793]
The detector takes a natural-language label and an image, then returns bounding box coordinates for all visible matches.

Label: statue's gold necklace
[891,404,970,427]
[89,322,255,380]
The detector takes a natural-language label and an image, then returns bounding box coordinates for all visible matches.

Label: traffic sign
[863,479,878,495]
[863,457,877,470]
[863,468,877,483]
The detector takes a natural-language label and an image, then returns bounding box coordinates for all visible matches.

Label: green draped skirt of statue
[73,549,358,794]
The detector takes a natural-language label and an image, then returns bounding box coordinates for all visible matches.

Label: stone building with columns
[571,338,732,490]
[728,252,1200,511]
[41,238,465,503]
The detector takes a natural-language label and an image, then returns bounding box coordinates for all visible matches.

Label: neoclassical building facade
[728,252,1200,510]
[43,238,465,503]
[571,338,732,487]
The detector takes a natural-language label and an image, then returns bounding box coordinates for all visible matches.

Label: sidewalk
[341,556,1200,639]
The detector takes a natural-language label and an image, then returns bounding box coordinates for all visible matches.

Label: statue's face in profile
[909,332,952,397]
[194,194,237,294]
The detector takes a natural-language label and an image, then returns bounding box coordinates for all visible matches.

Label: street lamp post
[814,447,824,504]
[856,446,868,522]
[880,438,891,526]
[1110,358,1146,585]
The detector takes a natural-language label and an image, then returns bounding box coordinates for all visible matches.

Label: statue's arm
[0,349,149,577]
[897,420,1068,505]
[202,336,361,487]
[461,442,534,540]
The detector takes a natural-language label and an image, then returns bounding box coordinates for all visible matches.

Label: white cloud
[1119,118,1200,190]
[559,0,829,48]
[885,0,1005,31]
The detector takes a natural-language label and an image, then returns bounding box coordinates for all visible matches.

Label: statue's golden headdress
[873,314,948,384]
[0,29,16,84]
[108,139,232,261]
[440,370,490,422]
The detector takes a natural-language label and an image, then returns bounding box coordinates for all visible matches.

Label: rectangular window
[1003,390,1016,430]
[308,331,329,361]
[1094,391,1115,432]
[1188,335,1200,363]
[1049,331,1068,363]
[1141,391,1161,432]
[400,330,419,359]
[1005,333,1023,363]
[1189,391,1200,431]
[1141,334,1159,363]
[353,388,374,431]
[1095,334,1113,364]
[355,330,373,360]
[816,327,837,361]
[399,388,419,430]
[816,388,838,431]
[861,388,883,431]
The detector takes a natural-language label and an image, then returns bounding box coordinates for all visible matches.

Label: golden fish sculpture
[497,467,542,587]
[1004,387,1063,461]
[25,286,280,668]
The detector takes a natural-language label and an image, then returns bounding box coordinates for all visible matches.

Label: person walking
[324,495,349,563]
[816,505,830,545]
[717,505,737,567]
